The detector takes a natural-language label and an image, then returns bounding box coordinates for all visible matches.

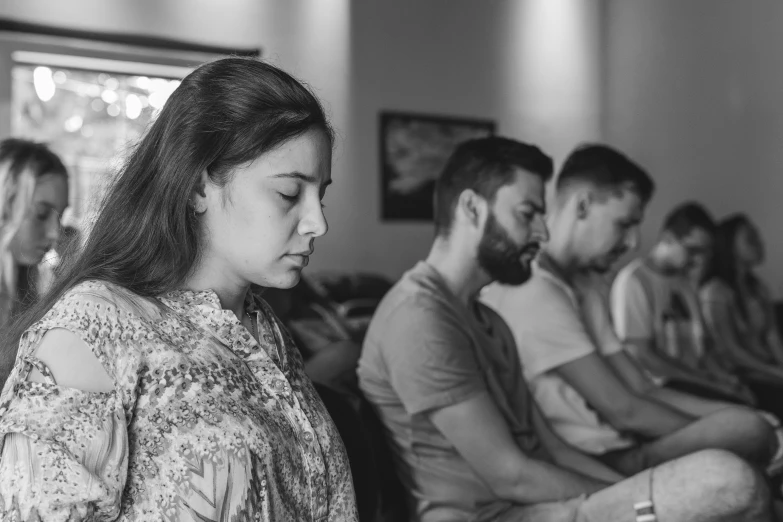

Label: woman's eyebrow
[272,172,332,188]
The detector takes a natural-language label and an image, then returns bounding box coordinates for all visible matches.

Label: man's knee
[686,449,770,516]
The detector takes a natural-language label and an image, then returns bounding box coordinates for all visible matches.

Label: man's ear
[575,189,592,220]
[190,169,209,214]
[457,189,485,228]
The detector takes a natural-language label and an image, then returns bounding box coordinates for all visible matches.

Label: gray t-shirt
[358,262,548,522]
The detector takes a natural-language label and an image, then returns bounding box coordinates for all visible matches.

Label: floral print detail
[0,280,358,521]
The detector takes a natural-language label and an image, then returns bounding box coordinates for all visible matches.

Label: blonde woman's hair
[0,139,67,317]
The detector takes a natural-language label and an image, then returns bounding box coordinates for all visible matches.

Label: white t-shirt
[611,258,706,372]
[481,264,635,455]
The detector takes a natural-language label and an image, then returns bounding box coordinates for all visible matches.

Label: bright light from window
[104,77,119,90]
[148,91,167,109]
[149,78,169,91]
[101,90,118,104]
[64,115,83,132]
[33,66,56,101]
[12,59,190,222]
[125,94,142,120]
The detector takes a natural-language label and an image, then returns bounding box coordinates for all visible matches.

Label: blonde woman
[0,139,68,327]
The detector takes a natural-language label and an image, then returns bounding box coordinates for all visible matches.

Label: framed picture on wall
[380,111,495,221]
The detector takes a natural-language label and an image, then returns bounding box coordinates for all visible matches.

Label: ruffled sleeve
[0,358,128,521]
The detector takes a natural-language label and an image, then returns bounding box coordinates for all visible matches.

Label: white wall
[342,0,603,279]
[604,0,783,295]
[0,0,604,282]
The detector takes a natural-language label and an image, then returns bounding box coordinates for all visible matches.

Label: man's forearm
[499,458,609,505]
[549,444,625,483]
[631,346,697,382]
[637,347,728,387]
[612,395,694,438]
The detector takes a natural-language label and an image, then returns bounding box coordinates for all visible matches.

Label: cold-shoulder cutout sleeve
[30,328,115,393]
[0,357,128,521]
[0,281,139,521]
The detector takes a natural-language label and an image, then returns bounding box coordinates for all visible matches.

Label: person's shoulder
[612,257,652,294]
[372,283,457,337]
[25,281,158,392]
[374,267,458,322]
[52,279,165,323]
[615,257,647,280]
[483,274,583,345]
[364,269,471,362]
[484,269,570,310]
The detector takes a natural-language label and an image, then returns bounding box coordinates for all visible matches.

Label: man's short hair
[433,136,553,236]
[662,201,716,239]
[555,144,655,203]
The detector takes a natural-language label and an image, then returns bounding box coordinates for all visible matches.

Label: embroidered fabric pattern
[0,280,358,521]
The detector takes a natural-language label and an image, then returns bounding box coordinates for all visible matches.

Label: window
[0,19,259,226]
[12,56,184,220]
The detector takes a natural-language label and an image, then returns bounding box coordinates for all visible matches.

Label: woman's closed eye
[278,190,300,203]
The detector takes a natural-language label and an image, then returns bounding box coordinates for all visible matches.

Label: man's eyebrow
[272,172,332,187]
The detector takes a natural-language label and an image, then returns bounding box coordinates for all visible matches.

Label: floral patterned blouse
[0,280,358,521]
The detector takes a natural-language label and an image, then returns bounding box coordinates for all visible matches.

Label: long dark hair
[708,213,762,320]
[0,57,333,383]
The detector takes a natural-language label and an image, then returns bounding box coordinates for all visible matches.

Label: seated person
[700,214,783,415]
[611,203,756,405]
[482,145,777,478]
[0,139,69,328]
[574,270,754,420]
[358,137,774,522]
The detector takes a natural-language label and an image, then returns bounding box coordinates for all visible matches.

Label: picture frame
[379,110,496,221]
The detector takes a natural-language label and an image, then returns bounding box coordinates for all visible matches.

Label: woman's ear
[190,169,209,214]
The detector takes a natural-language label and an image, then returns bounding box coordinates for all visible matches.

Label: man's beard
[477,212,538,285]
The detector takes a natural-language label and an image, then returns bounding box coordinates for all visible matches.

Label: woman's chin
[265,270,303,290]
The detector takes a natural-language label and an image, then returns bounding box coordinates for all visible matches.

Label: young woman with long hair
[0,139,68,328]
[0,57,358,521]
[700,214,783,420]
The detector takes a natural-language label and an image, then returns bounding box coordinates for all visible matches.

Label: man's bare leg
[580,450,773,522]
